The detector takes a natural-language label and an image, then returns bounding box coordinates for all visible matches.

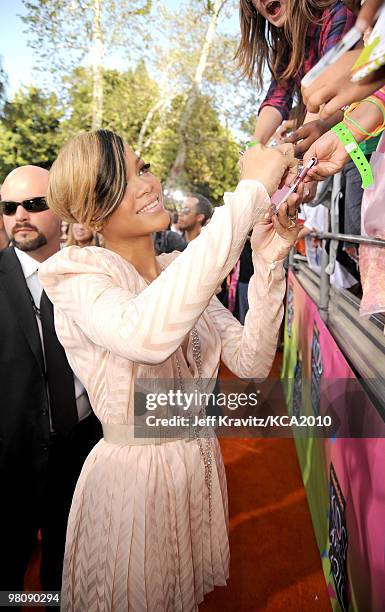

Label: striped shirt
[259,1,355,120]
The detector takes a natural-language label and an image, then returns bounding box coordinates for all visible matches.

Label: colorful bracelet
[343,114,377,139]
[366,95,385,120]
[331,122,374,189]
[344,97,385,138]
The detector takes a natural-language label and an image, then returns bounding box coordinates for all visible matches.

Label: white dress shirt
[15,247,91,422]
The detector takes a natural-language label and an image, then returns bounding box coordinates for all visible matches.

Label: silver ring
[287,218,297,230]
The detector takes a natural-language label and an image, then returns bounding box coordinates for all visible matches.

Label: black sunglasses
[0,196,49,216]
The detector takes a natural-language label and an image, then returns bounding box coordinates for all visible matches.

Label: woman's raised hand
[302,131,349,181]
[251,193,302,262]
[240,143,298,195]
[302,50,385,120]
[285,117,339,155]
[272,196,302,245]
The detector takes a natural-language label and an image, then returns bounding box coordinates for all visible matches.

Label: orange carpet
[200,437,331,611]
[200,357,331,611]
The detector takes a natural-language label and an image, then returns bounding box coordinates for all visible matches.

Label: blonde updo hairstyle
[47,129,127,229]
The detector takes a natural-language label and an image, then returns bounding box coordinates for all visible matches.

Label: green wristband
[245,140,260,149]
[331,122,374,189]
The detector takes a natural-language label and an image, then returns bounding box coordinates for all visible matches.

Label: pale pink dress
[39,180,290,611]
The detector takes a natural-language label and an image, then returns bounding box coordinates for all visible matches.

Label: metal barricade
[289,231,385,323]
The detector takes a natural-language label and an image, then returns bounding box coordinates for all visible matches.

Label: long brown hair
[235,0,337,87]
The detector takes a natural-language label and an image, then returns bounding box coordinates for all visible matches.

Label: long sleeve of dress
[206,224,288,379]
[38,180,271,365]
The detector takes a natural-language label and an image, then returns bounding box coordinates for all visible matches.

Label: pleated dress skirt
[60,436,229,612]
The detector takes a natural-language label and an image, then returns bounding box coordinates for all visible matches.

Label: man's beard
[12,233,48,252]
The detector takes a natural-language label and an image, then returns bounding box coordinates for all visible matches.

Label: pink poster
[283,271,385,612]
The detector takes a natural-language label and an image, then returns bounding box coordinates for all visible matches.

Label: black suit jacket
[0,247,81,504]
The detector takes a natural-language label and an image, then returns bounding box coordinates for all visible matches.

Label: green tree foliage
[149,94,239,205]
[61,62,160,144]
[21,0,153,127]
[135,0,242,186]
[0,62,240,205]
[21,0,153,74]
[60,63,239,203]
[0,87,63,181]
[14,0,245,204]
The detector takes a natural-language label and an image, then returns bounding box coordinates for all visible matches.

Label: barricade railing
[289,232,385,322]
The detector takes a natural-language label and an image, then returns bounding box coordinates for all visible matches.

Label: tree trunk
[136,97,168,156]
[136,60,176,156]
[167,0,225,186]
[91,0,104,130]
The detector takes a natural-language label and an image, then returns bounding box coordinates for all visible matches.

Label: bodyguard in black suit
[0,166,101,593]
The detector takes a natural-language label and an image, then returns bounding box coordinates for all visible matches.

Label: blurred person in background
[153,211,187,254]
[153,228,187,254]
[178,192,214,242]
[170,210,183,235]
[60,220,69,246]
[236,236,253,324]
[296,203,359,290]
[66,222,100,247]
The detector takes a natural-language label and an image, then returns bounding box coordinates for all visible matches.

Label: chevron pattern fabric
[39,180,290,611]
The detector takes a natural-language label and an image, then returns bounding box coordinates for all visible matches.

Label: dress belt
[102,423,194,446]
